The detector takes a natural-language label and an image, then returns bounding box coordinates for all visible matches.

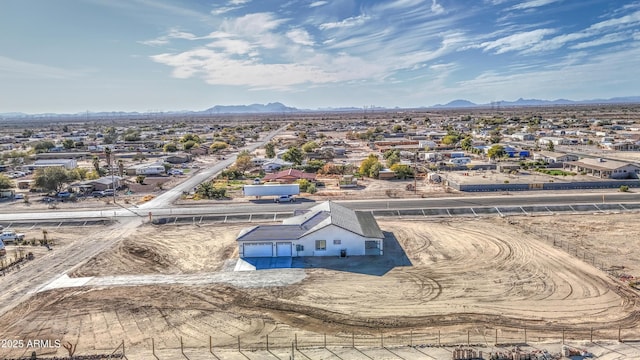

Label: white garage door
[243,242,273,257]
[276,242,292,257]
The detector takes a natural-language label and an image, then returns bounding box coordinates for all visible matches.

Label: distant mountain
[432,99,478,108]
[2,97,640,119]
[204,102,298,114]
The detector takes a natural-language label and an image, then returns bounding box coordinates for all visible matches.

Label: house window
[315,240,326,251]
[333,240,341,245]
[296,244,304,251]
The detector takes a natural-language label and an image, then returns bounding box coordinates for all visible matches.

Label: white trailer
[243,184,300,197]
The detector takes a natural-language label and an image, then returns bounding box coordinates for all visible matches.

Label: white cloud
[587,10,640,31]
[570,32,628,49]
[510,0,560,10]
[286,28,314,46]
[479,28,555,54]
[309,1,328,8]
[206,37,254,54]
[319,14,370,30]
[431,0,445,14]
[454,43,640,102]
[229,0,250,4]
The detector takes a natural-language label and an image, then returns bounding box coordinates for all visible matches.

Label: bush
[620,185,630,192]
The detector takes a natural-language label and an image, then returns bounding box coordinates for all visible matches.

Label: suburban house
[236,201,385,258]
[533,151,579,163]
[85,176,124,191]
[262,159,293,172]
[263,168,316,183]
[563,158,640,179]
[27,159,78,170]
[163,153,192,164]
[125,162,165,176]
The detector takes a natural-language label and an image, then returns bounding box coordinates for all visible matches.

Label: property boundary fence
[12,326,640,360]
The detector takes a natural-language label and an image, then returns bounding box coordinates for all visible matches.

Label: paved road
[138,126,287,210]
[1,192,638,221]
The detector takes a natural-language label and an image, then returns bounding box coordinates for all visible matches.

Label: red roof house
[263,169,316,183]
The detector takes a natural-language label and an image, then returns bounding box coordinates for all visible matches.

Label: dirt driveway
[1,214,639,358]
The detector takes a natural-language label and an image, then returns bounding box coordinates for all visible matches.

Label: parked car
[0,240,5,256]
[91,191,106,197]
[41,196,56,203]
[13,194,24,200]
[167,169,183,175]
[0,230,25,244]
[275,195,295,203]
[56,191,71,198]
[103,189,115,196]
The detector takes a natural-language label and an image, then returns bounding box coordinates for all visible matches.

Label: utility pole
[414,151,418,194]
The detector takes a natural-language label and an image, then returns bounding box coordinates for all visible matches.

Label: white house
[262,158,293,172]
[236,201,385,258]
[29,159,77,170]
[126,162,165,176]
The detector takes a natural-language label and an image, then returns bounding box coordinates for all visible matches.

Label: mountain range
[2,97,639,119]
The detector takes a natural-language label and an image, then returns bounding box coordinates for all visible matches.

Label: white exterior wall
[293,225,382,257]
[611,165,640,179]
[136,166,165,175]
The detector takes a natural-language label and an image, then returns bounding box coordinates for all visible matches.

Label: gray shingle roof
[237,201,383,242]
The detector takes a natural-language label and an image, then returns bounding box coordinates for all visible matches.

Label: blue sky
[1,0,639,113]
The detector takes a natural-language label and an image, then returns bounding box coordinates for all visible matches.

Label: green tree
[33,167,73,193]
[390,163,413,179]
[234,150,253,173]
[163,143,178,152]
[70,168,89,180]
[487,144,506,160]
[460,136,473,151]
[104,147,112,175]
[103,127,118,144]
[546,140,555,152]
[117,160,124,177]
[180,134,202,144]
[359,154,381,177]
[33,141,55,153]
[136,175,146,184]
[264,142,276,158]
[489,129,502,144]
[386,152,400,168]
[392,124,403,133]
[301,141,319,153]
[91,156,104,176]
[302,160,325,173]
[383,149,400,160]
[441,134,459,146]
[282,147,304,165]
[369,161,384,178]
[183,140,197,150]
[124,131,141,142]
[195,181,227,199]
[62,139,75,149]
[209,141,229,152]
[0,174,14,190]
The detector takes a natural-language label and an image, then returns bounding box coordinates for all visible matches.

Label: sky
[1,0,639,114]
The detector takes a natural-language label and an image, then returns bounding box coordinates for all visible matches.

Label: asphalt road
[1,192,638,221]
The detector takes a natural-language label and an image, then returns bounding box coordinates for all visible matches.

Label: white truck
[243,184,300,197]
[0,230,25,244]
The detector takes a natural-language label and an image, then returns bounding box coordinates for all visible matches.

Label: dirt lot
[1,213,640,358]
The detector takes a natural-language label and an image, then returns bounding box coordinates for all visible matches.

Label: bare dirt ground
[1,214,640,358]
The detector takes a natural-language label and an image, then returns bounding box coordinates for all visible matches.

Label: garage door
[243,243,273,257]
[276,242,292,257]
